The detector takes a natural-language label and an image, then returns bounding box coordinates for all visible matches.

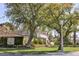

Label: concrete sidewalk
[0,52,79,56]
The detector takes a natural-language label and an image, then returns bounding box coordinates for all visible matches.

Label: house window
[7,38,15,45]
[14,37,23,45]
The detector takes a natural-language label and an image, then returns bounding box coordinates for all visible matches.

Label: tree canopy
[5,3,79,49]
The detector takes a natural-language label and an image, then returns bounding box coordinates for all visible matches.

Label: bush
[38,39,43,44]
[32,38,43,44]
[32,39,38,44]
[53,38,73,47]
[53,38,59,45]
[64,38,73,46]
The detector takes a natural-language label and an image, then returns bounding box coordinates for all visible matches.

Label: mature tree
[71,12,79,47]
[5,3,79,49]
[5,3,45,47]
[41,3,79,50]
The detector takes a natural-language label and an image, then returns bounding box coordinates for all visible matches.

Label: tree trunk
[58,25,64,52]
[58,36,62,50]
[26,30,34,48]
[73,31,76,47]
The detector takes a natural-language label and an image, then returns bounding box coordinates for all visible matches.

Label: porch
[0,31,28,48]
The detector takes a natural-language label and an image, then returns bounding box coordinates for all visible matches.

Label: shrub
[32,39,38,44]
[32,38,44,44]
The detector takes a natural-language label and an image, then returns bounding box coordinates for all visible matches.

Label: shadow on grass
[0,47,58,54]
[17,50,58,54]
[1,50,58,55]
[0,47,79,55]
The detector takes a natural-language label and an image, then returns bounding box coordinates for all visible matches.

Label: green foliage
[41,4,79,47]
[5,3,45,31]
[5,3,79,47]
[5,3,46,46]
[4,22,15,31]
[54,37,73,46]
[32,39,38,44]
[53,38,59,45]
[32,38,44,44]
[64,38,73,46]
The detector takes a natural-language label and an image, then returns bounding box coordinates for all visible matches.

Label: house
[0,23,28,47]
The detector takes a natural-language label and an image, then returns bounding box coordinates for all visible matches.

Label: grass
[64,47,79,52]
[0,47,79,54]
[0,47,58,54]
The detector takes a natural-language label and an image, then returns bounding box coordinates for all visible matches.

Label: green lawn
[0,47,79,54]
[64,47,79,52]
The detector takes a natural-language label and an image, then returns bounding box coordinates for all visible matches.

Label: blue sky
[0,3,9,24]
[0,3,78,24]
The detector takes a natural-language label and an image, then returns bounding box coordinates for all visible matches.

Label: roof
[0,23,28,37]
[0,31,28,37]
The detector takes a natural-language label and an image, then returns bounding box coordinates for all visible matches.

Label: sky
[0,3,9,24]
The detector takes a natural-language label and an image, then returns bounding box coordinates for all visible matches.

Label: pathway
[0,52,79,56]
